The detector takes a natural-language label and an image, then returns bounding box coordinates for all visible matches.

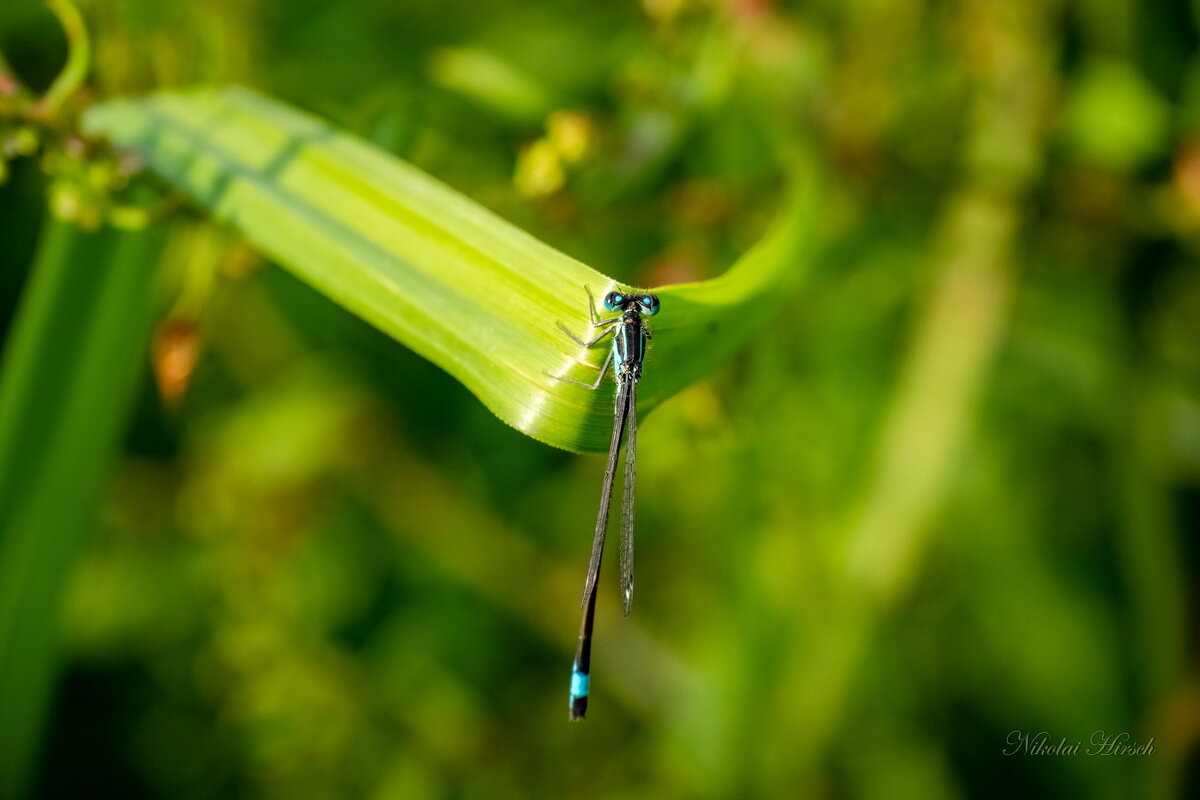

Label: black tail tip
[569,697,588,721]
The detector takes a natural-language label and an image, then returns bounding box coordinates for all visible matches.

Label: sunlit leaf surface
[84,87,815,451]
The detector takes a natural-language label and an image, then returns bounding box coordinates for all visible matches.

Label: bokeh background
[2,0,1199,798]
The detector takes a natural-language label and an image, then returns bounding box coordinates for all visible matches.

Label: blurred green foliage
[1,0,1199,799]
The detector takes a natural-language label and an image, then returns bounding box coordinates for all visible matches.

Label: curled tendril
[0,0,91,117]
[38,0,91,114]
[0,1,162,229]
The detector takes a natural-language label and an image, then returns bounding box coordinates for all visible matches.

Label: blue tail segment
[569,662,590,719]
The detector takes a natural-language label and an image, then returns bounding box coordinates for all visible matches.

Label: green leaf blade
[84,86,816,452]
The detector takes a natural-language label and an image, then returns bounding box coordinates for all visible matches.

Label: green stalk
[39,0,91,113]
[0,217,163,799]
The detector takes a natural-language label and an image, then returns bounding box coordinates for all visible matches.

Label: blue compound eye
[640,294,660,316]
[603,292,623,311]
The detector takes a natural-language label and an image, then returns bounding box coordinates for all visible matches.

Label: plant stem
[0,216,163,799]
[38,0,91,114]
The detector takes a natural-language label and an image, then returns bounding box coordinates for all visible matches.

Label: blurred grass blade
[428,47,553,122]
[83,86,817,452]
[0,218,163,799]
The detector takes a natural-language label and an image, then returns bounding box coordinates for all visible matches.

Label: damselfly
[550,286,660,720]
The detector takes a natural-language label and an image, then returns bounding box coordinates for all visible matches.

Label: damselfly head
[604,291,660,316]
